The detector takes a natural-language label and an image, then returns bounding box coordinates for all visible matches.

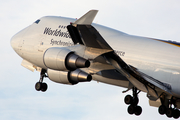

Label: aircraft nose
[11,26,30,51]
[10,34,20,51]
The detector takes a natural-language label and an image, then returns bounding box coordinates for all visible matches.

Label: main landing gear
[158,97,180,119]
[35,69,48,92]
[124,87,142,116]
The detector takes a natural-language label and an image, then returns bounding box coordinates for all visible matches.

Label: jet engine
[43,47,90,71]
[47,69,92,85]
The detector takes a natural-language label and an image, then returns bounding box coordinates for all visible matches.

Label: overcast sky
[1,0,180,120]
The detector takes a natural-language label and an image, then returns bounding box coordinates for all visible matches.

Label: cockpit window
[34,19,40,24]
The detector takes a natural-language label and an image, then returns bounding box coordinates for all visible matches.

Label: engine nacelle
[47,69,92,85]
[43,47,90,71]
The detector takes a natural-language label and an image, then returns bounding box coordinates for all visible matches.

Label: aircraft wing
[67,10,172,100]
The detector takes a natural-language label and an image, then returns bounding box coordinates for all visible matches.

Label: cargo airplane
[11,10,180,119]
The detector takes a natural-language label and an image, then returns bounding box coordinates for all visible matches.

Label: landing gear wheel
[173,109,180,119]
[35,82,48,92]
[158,105,166,115]
[124,95,133,105]
[41,83,48,92]
[35,82,42,91]
[166,108,173,118]
[128,105,135,115]
[135,106,142,116]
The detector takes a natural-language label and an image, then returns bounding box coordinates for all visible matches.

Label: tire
[41,83,48,92]
[124,95,133,105]
[166,108,173,118]
[135,106,142,116]
[158,105,166,115]
[128,105,135,115]
[173,109,180,119]
[35,82,42,91]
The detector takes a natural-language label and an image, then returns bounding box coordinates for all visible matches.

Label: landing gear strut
[35,69,48,92]
[124,87,142,116]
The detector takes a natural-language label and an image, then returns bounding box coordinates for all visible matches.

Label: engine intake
[43,47,90,71]
[47,69,92,85]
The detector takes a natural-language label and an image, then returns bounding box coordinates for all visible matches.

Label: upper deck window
[34,19,40,24]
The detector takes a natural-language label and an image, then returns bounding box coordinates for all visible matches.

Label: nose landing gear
[35,69,48,92]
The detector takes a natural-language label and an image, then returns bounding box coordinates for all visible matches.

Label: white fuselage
[11,16,180,97]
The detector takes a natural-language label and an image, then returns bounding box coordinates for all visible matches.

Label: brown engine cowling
[43,47,90,71]
[47,69,92,85]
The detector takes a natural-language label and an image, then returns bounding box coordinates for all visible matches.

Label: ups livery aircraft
[11,10,180,119]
